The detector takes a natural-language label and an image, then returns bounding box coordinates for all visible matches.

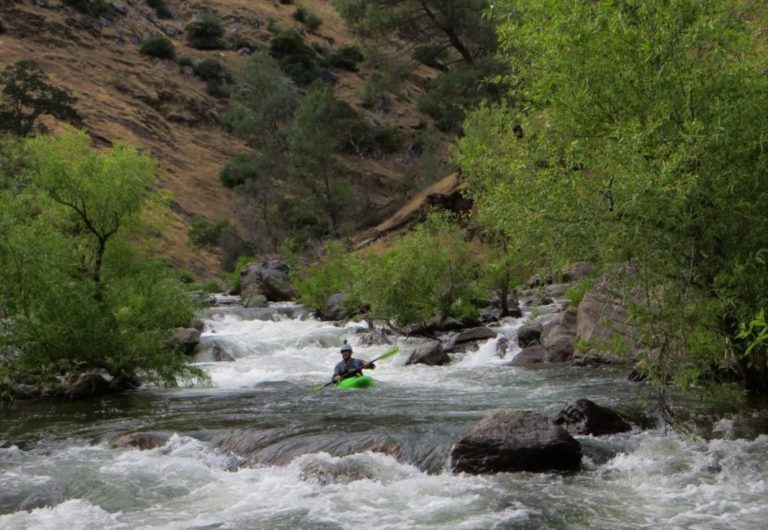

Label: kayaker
[332,342,375,383]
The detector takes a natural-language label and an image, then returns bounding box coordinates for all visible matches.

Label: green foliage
[418,56,511,133]
[219,154,258,188]
[333,0,496,65]
[293,7,307,22]
[565,279,594,308]
[356,212,481,328]
[269,31,319,85]
[412,44,449,70]
[63,0,113,16]
[0,131,206,393]
[304,13,322,31]
[186,14,226,50]
[176,56,194,68]
[0,20,5,35]
[293,241,362,311]
[146,0,172,19]
[0,61,80,137]
[323,45,365,71]
[140,34,176,60]
[461,0,768,394]
[188,217,230,248]
[192,59,231,83]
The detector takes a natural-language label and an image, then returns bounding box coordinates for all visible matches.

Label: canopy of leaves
[0,61,80,137]
[0,132,205,393]
[458,0,768,392]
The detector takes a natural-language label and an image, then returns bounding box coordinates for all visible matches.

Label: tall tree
[0,61,80,137]
[458,0,768,393]
[333,0,497,65]
[0,131,205,394]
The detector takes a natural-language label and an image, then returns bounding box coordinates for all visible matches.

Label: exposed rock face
[509,345,552,366]
[453,326,497,345]
[553,399,632,436]
[516,321,543,348]
[450,410,582,474]
[169,327,201,355]
[542,307,577,361]
[562,261,593,283]
[575,276,636,362]
[405,341,450,366]
[239,259,297,307]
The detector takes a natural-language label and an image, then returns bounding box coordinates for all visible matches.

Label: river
[1,300,767,529]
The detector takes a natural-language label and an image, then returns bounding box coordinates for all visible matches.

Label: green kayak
[336,375,374,389]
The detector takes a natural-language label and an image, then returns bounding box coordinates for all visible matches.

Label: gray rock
[509,345,552,366]
[111,431,172,450]
[450,410,582,474]
[406,341,450,366]
[553,399,632,436]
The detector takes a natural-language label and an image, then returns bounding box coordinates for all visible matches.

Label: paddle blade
[373,345,399,363]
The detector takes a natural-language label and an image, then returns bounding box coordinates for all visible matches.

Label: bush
[357,212,481,328]
[186,14,225,50]
[269,31,319,85]
[188,217,229,248]
[206,80,229,99]
[219,154,258,188]
[323,45,364,71]
[146,0,172,19]
[292,7,307,22]
[413,44,448,70]
[304,13,322,32]
[293,241,362,311]
[176,56,194,68]
[279,0,293,4]
[192,59,231,83]
[0,20,5,34]
[139,34,176,60]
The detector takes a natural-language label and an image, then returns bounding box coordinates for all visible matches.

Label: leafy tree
[269,30,320,85]
[0,61,80,137]
[0,131,206,395]
[459,0,768,394]
[285,84,364,235]
[356,211,481,330]
[333,0,496,65]
[140,34,176,60]
[186,14,226,50]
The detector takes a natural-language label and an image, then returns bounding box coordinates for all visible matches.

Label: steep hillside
[0,0,453,277]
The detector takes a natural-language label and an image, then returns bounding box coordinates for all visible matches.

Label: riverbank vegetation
[0,132,207,404]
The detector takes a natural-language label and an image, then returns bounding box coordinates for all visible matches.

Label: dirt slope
[0,0,455,276]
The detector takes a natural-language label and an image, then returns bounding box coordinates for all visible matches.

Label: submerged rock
[111,431,171,450]
[450,410,582,474]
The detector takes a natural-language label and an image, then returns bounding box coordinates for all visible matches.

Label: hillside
[0,0,455,277]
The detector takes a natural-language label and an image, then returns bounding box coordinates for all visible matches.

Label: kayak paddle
[310,345,399,393]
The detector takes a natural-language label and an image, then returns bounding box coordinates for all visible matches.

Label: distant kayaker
[332,342,375,383]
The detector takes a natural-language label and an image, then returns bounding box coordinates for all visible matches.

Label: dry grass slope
[0,0,455,277]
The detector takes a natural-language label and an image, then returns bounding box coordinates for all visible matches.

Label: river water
[1,300,767,529]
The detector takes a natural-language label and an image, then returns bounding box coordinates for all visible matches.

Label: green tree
[356,211,481,330]
[0,61,80,137]
[285,84,363,236]
[333,0,496,65]
[458,0,768,393]
[0,131,205,395]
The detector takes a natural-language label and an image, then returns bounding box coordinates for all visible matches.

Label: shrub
[188,217,229,248]
[269,31,319,85]
[206,80,229,99]
[139,34,175,60]
[413,44,448,70]
[219,154,258,188]
[146,0,172,19]
[293,241,362,311]
[304,13,322,31]
[292,7,307,22]
[279,0,293,4]
[0,20,5,34]
[192,58,231,83]
[323,45,364,71]
[186,14,225,50]
[176,56,194,68]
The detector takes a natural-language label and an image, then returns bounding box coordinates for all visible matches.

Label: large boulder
[509,345,553,366]
[516,321,543,348]
[450,410,582,474]
[405,341,450,366]
[239,259,297,307]
[453,326,497,345]
[541,307,577,362]
[553,399,632,436]
[168,327,201,355]
[574,275,638,363]
[111,431,172,450]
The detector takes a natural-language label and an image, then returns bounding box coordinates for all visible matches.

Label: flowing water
[1,300,767,529]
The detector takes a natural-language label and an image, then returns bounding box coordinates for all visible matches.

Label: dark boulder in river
[450,410,582,474]
[553,398,632,436]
